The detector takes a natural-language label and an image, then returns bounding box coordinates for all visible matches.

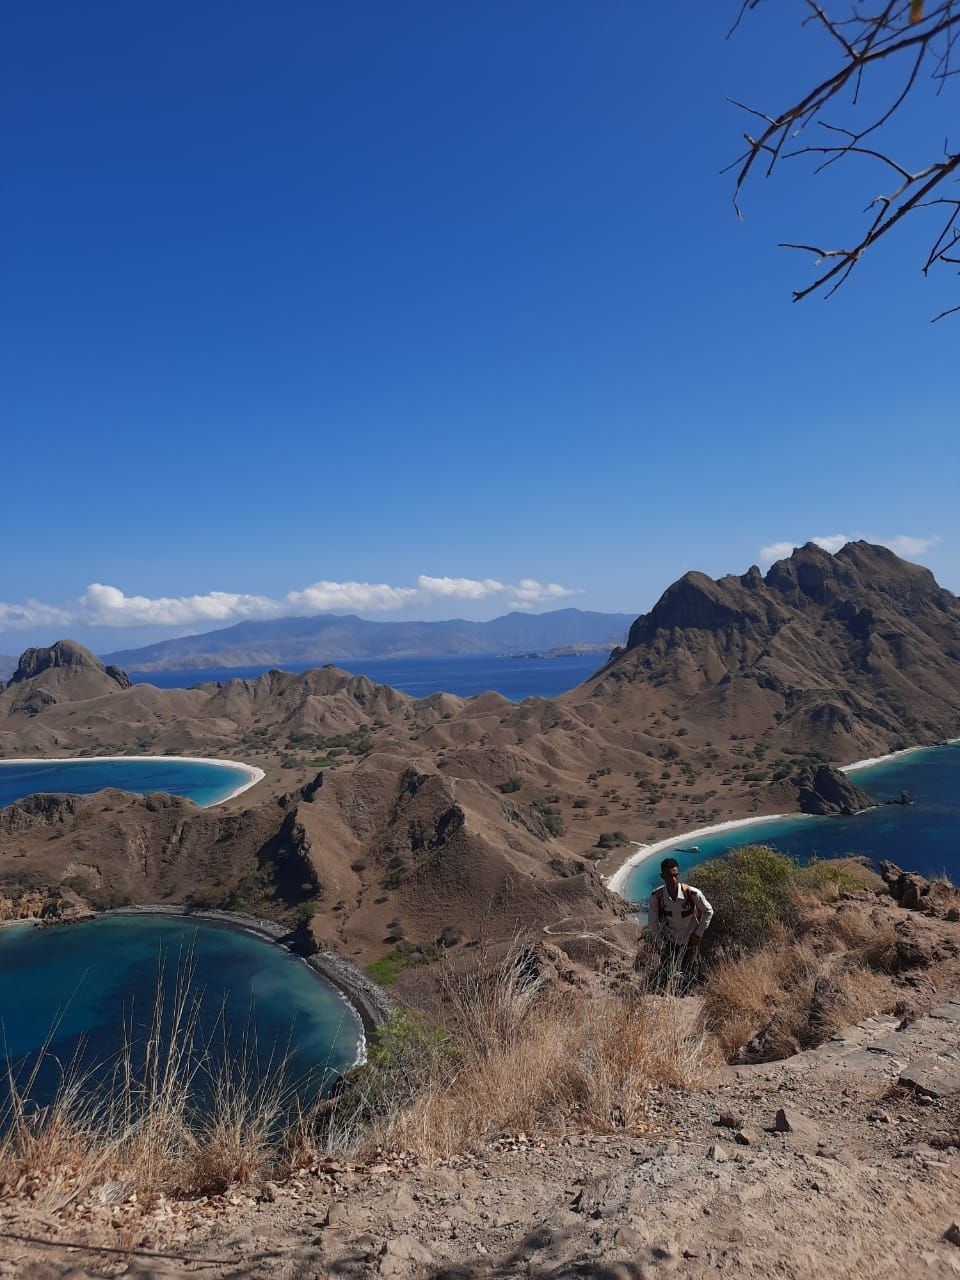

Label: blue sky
[2,2,957,653]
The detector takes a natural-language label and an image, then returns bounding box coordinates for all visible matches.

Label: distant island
[101,607,634,672]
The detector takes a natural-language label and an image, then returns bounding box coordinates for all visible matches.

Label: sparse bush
[496,777,522,794]
[699,853,895,1061]
[695,845,802,951]
[365,940,437,985]
[596,831,629,850]
[531,801,564,838]
[319,1014,455,1153]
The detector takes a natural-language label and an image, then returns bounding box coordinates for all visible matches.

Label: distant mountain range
[0,656,16,683]
[101,608,635,672]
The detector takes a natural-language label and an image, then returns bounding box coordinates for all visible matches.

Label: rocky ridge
[1,542,959,981]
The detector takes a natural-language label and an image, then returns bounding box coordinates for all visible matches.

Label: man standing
[648,856,714,962]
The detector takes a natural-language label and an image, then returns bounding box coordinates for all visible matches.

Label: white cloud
[285,581,419,614]
[888,534,940,557]
[417,575,505,600]
[0,573,583,635]
[511,579,580,605]
[415,575,579,608]
[759,534,939,564]
[81,583,281,627]
[810,534,849,555]
[0,599,73,631]
[759,541,798,563]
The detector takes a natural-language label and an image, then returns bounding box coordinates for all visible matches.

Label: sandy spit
[605,814,803,898]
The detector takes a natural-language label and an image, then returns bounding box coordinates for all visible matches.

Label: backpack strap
[681,885,702,921]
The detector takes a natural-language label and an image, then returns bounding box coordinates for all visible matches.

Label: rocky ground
[3,990,959,1280]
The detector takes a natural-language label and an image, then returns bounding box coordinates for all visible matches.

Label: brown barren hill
[2,541,960,980]
[585,540,960,757]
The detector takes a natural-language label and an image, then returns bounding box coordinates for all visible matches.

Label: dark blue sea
[0,757,258,809]
[621,743,960,903]
[129,652,606,699]
[0,914,362,1112]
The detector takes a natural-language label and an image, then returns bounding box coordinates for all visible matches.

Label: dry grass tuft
[703,892,901,1061]
[0,960,311,1209]
[322,945,719,1162]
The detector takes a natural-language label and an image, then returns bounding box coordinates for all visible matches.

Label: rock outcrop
[10,639,130,689]
[797,764,875,816]
[3,640,131,712]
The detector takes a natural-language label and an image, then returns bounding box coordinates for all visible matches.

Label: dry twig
[729,1,960,317]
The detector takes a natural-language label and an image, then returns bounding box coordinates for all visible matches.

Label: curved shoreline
[102,905,393,1051]
[605,813,810,897]
[0,755,266,807]
[605,738,960,900]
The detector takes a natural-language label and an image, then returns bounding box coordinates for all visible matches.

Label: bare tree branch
[731,2,960,315]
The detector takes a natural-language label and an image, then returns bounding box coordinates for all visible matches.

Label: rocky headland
[2,541,960,1275]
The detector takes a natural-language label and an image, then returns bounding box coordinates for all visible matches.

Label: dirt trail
[4,997,960,1280]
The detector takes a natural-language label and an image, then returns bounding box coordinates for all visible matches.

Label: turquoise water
[0,757,257,809]
[622,743,960,904]
[0,914,362,1110]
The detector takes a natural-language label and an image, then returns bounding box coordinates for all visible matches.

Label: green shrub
[497,777,522,794]
[530,800,564,838]
[694,845,868,952]
[60,875,93,896]
[596,831,630,850]
[793,858,870,895]
[365,941,437,986]
[543,813,564,837]
[693,845,807,951]
[321,1013,456,1150]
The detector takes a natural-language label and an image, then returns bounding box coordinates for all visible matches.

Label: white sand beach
[0,755,265,807]
[606,739,957,900]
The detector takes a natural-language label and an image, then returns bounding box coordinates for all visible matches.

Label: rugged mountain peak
[627,569,769,649]
[8,641,131,690]
[764,541,841,604]
[763,539,944,610]
[628,542,947,653]
[593,539,960,761]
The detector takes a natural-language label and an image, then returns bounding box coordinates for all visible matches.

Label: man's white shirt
[648,883,714,948]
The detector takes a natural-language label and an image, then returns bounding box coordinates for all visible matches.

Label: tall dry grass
[0,956,318,1209]
[322,945,718,1162]
[0,942,719,1200]
[702,892,899,1060]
